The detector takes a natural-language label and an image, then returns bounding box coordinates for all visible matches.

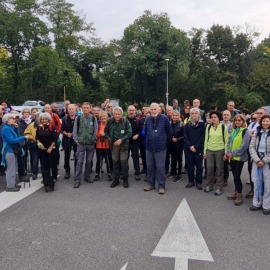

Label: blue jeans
[146,150,166,189]
[30,150,40,175]
[185,149,203,185]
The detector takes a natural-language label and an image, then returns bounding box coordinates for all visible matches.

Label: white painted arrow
[151,198,214,270]
[120,262,128,270]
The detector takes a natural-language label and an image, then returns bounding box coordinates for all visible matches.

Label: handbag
[11,144,23,156]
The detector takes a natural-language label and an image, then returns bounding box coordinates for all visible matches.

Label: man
[226,101,240,120]
[193,99,206,122]
[61,104,77,179]
[126,105,142,180]
[73,102,98,188]
[92,106,100,120]
[184,108,205,190]
[246,107,266,198]
[165,106,173,176]
[104,107,132,188]
[172,99,181,113]
[143,103,172,194]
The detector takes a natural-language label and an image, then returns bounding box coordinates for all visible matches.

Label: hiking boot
[245,190,254,199]
[204,185,213,193]
[158,188,165,195]
[174,175,182,182]
[64,171,70,179]
[135,174,141,181]
[94,174,100,181]
[227,191,237,200]
[84,178,93,183]
[234,193,243,206]
[123,178,129,188]
[144,185,155,191]
[6,187,20,192]
[250,205,262,211]
[110,179,120,188]
[186,182,195,188]
[262,208,270,215]
[74,181,80,188]
[196,184,202,190]
[214,188,223,196]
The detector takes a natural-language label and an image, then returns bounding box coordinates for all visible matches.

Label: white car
[12,100,45,113]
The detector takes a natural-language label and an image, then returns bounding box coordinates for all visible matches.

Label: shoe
[110,179,120,188]
[45,186,52,192]
[186,182,195,188]
[262,208,270,215]
[135,175,141,181]
[144,185,155,191]
[174,175,182,182]
[6,187,20,192]
[214,188,222,196]
[94,174,100,181]
[227,192,237,200]
[84,178,93,183]
[32,174,37,180]
[108,174,112,181]
[19,175,30,182]
[250,205,262,211]
[15,184,21,188]
[204,186,213,193]
[196,184,202,190]
[234,193,243,206]
[64,171,70,179]
[245,191,254,199]
[123,179,129,188]
[168,173,177,179]
[158,188,165,194]
[74,182,80,188]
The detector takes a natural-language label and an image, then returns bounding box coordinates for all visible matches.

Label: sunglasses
[235,119,242,122]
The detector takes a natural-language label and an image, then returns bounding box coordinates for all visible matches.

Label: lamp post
[165,59,169,107]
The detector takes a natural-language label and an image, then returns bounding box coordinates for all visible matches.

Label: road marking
[120,262,128,270]
[0,180,43,213]
[152,198,214,270]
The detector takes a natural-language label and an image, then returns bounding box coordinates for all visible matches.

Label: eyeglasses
[10,117,16,120]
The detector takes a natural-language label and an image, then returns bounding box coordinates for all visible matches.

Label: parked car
[12,100,45,113]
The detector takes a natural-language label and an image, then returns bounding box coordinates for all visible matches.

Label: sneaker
[158,188,165,194]
[168,173,177,179]
[214,188,222,196]
[186,182,195,188]
[250,205,262,211]
[204,186,213,193]
[94,174,100,181]
[144,185,155,191]
[174,175,182,182]
[262,208,270,215]
[74,182,80,188]
[6,187,20,192]
[135,174,141,181]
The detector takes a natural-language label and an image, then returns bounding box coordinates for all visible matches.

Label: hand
[190,146,196,152]
[172,137,178,143]
[67,132,72,138]
[256,160,264,167]
[114,139,122,146]
[132,134,139,140]
[227,153,233,159]
[250,131,255,137]
[25,135,30,139]
[47,147,52,154]
[203,154,207,159]
[223,154,228,161]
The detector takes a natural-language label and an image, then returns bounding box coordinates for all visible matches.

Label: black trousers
[39,149,58,181]
[171,146,183,175]
[62,137,77,172]
[128,143,140,175]
[95,148,113,175]
[230,160,244,193]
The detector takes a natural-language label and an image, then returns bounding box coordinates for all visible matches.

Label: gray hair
[2,113,16,123]
[190,107,200,114]
[39,112,52,122]
[113,106,123,114]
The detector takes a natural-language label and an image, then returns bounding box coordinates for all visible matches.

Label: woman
[181,105,191,124]
[1,114,29,192]
[204,111,228,195]
[94,111,113,181]
[36,112,58,192]
[249,115,270,214]
[225,114,250,205]
[1,100,13,114]
[169,110,184,181]
[24,112,40,180]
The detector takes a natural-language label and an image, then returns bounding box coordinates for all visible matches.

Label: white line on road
[152,198,214,270]
[120,262,128,270]
[0,179,43,213]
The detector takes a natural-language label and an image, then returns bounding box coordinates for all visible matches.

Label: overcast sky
[68,0,270,43]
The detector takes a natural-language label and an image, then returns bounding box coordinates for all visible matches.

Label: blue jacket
[184,120,205,153]
[144,114,172,152]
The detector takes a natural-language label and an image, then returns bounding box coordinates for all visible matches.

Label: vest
[230,127,246,161]
[77,114,96,144]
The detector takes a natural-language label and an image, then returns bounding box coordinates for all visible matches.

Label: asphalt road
[0,154,270,270]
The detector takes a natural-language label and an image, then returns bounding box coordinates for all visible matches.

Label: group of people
[1,98,270,215]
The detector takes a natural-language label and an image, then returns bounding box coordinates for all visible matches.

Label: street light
[165,59,169,107]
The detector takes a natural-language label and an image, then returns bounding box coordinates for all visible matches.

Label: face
[82,105,91,115]
[193,99,200,108]
[206,116,212,125]
[262,117,270,130]
[113,110,122,122]
[31,109,38,116]
[150,104,159,118]
[44,104,51,113]
[93,107,100,117]
[65,100,70,108]
[7,116,16,125]
[127,106,136,118]
[211,114,220,124]
[67,105,76,115]
[100,113,108,123]
[222,111,231,121]
[166,107,173,117]
[251,114,257,122]
[234,117,244,127]
[107,104,113,112]
[191,111,199,122]
[227,102,235,111]
[1,102,7,109]
[256,109,266,121]
[41,118,49,125]
[51,104,58,111]
[23,110,31,118]
[173,100,178,107]
[172,113,180,122]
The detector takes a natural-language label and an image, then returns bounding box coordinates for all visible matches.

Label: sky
[68,0,270,43]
